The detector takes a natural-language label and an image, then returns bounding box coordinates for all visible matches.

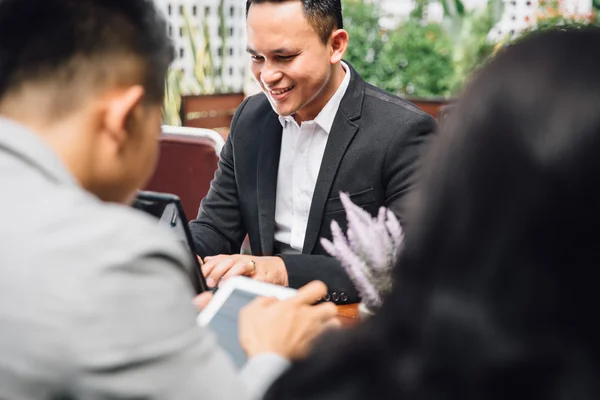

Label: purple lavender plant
[320,192,404,311]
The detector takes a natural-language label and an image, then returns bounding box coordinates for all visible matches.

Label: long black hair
[264,27,600,400]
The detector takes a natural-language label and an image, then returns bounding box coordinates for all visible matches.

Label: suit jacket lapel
[302,63,365,254]
[256,113,283,255]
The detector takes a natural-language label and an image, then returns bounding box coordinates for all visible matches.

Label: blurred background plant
[374,19,455,97]
[448,1,498,91]
[490,0,597,58]
[162,0,231,125]
[343,0,457,97]
[162,0,600,123]
[342,0,487,98]
[342,0,598,99]
[535,0,596,27]
[163,68,184,125]
[342,0,386,85]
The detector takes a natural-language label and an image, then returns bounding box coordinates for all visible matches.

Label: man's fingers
[201,256,220,277]
[246,295,279,310]
[222,259,254,280]
[326,318,343,330]
[312,301,339,322]
[207,259,235,287]
[193,292,213,311]
[201,255,233,276]
[293,281,328,305]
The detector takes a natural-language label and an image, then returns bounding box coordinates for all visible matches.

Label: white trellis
[487,0,539,42]
[372,0,592,42]
[487,0,592,42]
[373,0,488,28]
[154,0,247,94]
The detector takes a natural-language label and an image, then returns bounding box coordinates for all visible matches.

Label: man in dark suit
[189,0,436,305]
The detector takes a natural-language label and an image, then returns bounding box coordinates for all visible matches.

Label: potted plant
[320,193,404,317]
[163,2,244,134]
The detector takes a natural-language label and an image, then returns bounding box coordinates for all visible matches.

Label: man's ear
[104,85,146,147]
[329,29,349,64]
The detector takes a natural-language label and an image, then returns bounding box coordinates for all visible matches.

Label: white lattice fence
[154,0,247,94]
[488,0,592,42]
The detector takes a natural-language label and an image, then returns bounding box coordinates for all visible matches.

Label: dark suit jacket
[189,64,436,304]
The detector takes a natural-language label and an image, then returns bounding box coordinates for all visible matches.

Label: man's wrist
[241,353,291,399]
[271,256,288,286]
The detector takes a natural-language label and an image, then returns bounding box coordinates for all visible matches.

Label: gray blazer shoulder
[0,119,288,399]
[0,191,250,399]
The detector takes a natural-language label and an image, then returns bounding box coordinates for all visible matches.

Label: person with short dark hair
[0,1,339,398]
[190,0,436,304]
[245,0,344,45]
[263,27,600,399]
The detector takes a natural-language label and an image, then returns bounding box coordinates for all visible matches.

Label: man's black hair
[0,0,174,107]
[246,0,343,44]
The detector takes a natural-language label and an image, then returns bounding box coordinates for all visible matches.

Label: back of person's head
[265,27,600,400]
[0,0,174,203]
[0,0,172,113]
[245,0,343,44]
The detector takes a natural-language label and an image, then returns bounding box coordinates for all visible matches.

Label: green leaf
[455,0,466,16]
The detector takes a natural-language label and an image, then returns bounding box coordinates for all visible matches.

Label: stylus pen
[170,209,177,227]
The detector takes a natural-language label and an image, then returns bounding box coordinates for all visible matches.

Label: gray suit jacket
[0,117,287,399]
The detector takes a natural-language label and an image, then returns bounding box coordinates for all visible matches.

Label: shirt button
[323,293,331,302]
[332,292,339,302]
[340,293,348,302]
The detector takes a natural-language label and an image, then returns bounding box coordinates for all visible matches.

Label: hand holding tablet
[239,280,341,360]
[198,277,340,367]
[133,194,339,369]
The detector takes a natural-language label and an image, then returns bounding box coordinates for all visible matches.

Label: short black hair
[246,0,343,44]
[0,0,173,108]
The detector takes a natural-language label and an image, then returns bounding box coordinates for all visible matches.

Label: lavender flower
[321,223,382,306]
[320,192,404,311]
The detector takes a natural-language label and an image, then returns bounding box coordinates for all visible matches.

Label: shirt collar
[278,61,351,134]
[0,116,78,187]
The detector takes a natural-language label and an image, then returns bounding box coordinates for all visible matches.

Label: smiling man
[189,0,437,304]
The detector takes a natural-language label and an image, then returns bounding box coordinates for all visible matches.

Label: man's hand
[201,254,289,288]
[239,281,341,360]
[192,291,213,311]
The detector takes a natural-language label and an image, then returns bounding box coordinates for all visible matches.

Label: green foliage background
[342,0,600,99]
[163,0,600,124]
[342,0,497,98]
[373,21,454,97]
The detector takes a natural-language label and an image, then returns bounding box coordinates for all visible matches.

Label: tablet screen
[207,289,259,369]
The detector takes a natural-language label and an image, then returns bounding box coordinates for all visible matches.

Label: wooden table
[336,303,360,327]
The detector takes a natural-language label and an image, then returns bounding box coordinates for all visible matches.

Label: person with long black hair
[264,27,600,400]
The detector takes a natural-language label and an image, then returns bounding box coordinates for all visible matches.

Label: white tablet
[197,276,297,368]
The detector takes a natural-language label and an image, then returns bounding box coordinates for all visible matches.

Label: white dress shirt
[274,62,351,252]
